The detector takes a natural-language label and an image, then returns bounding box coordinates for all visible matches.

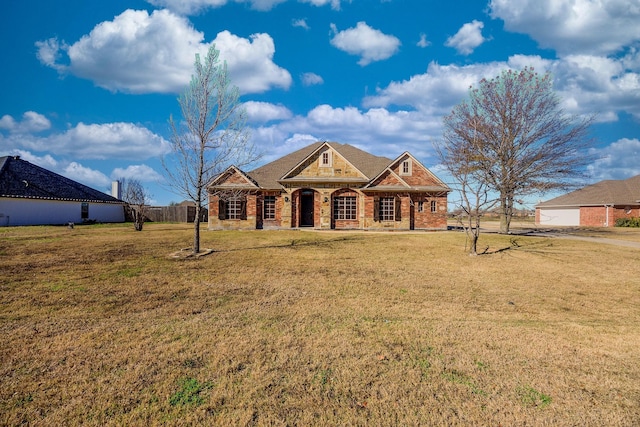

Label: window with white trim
[334,196,356,220]
[417,201,424,213]
[401,159,411,175]
[380,197,395,221]
[320,151,332,167]
[226,198,243,219]
[219,196,246,220]
[263,196,276,220]
[431,200,437,213]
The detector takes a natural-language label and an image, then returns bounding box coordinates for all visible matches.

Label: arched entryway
[291,188,317,227]
[300,189,314,226]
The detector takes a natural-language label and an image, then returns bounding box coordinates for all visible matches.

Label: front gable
[368,168,409,188]
[389,153,445,187]
[208,166,258,190]
[364,152,450,193]
[280,143,369,183]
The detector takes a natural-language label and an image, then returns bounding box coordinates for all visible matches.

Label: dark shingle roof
[247,142,392,189]
[0,156,123,203]
[536,175,640,207]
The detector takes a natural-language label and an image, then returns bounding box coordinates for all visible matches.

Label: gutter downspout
[604,204,613,227]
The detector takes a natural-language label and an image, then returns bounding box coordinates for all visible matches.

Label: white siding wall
[0,198,125,226]
[538,208,580,226]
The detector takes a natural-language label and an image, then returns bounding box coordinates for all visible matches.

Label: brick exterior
[581,205,640,227]
[208,143,449,231]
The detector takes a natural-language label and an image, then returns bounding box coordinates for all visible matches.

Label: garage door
[538,208,580,226]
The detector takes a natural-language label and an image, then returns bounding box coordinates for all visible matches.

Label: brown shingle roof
[536,175,640,207]
[247,142,392,189]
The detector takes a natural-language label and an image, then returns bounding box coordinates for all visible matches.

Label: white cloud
[111,164,164,183]
[213,30,292,93]
[362,53,640,121]
[363,61,508,115]
[292,18,310,30]
[445,20,486,55]
[63,162,112,189]
[2,119,171,161]
[490,0,640,56]
[249,52,640,170]
[330,22,401,66]
[36,9,291,94]
[34,38,66,73]
[7,150,59,171]
[0,115,17,131]
[587,138,640,180]
[244,101,293,123]
[5,149,115,190]
[146,0,287,14]
[417,33,431,48]
[0,112,51,133]
[145,0,342,14]
[302,0,342,10]
[301,72,324,86]
[253,104,441,161]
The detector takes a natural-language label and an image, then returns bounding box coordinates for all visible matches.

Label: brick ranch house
[535,174,640,227]
[208,141,450,230]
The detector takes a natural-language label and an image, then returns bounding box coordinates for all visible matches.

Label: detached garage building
[0,155,125,226]
[535,175,640,227]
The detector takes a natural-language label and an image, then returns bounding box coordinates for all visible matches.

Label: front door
[300,191,314,227]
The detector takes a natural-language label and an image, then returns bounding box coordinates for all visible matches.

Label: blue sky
[1,0,639,206]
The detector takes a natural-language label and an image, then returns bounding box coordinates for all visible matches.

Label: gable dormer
[208,166,259,191]
[279,142,369,184]
[389,153,446,187]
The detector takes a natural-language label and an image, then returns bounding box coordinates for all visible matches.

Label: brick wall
[412,194,448,229]
[208,193,258,230]
[580,206,607,226]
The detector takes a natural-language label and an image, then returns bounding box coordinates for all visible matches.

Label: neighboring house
[0,155,125,226]
[208,141,450,231]
[535,175,640,227]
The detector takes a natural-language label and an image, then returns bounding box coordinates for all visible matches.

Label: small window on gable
[320,151,332,167]
[401,159,411,175]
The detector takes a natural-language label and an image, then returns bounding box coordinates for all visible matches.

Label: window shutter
[373,197,380,222]
[240,198,247,220]
[218,199,226,220]
[395,196,402,221]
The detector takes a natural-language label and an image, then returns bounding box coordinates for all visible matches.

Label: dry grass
[1,223,639,426]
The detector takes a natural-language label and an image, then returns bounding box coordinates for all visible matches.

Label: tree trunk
[499,194,513,234]
[134,210,144,231]
[193,204,201,255]
[466,214,479,256]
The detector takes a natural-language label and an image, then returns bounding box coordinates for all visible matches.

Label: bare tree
[163,45,257,254]
[443,67,595,234]
[121,179,150,231]
[436,119,497,255]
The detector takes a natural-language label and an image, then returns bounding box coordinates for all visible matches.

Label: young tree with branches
[163,45,257,254]
[436,118,497,255]
[443,67,594,234]
[121,179,150,232]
